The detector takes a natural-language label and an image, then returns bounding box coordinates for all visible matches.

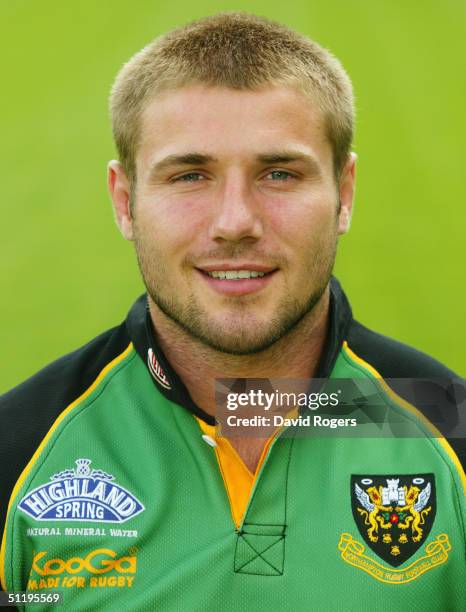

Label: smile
[205,270,269,280]
[196,267,277,296]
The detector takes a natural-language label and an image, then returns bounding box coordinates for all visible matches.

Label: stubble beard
[133,232,337,356]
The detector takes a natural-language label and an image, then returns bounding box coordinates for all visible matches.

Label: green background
[1,1,465,392]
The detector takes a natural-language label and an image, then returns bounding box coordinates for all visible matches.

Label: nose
[209,171,264,242]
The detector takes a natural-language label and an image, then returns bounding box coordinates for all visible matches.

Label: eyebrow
[148,153,217,180]
[256,151,321,175]
[148,149,321,180]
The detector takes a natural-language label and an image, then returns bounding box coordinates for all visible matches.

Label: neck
[148,287,331,417]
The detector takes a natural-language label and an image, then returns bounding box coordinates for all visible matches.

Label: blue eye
[267,170,294,181]
[173,172,205,182]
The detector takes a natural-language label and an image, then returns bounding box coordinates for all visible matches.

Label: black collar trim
[126,295,216,425]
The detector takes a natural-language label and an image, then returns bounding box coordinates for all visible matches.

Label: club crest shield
[350,474,436,567]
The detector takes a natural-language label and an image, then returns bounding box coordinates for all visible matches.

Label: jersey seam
[7,347,137,591]
[341,345,466,550]
[242,434,294,530]
[213,446,237,527]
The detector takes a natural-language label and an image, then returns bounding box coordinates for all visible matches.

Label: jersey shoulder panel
[0,322,132,539]
[345,319,465,476]
[347,319,458,378]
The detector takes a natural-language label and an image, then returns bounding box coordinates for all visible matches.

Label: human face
[109,85,355,354]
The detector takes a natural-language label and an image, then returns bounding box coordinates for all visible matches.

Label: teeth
[206,270,268,280]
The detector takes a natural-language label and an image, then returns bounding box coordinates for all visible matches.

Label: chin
[193,321,286,355]
[200,336,277,356]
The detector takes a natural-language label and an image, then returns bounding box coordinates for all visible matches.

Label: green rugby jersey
[1,278,464,610]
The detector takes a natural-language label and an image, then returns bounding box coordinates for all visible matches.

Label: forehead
[137,84,332,170]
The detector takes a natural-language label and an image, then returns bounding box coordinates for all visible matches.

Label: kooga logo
[18,459,144,523]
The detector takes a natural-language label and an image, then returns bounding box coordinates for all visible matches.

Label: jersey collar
[125,276,353,425]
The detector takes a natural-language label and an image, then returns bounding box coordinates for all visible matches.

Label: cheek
[136,196,207,252]
[268,196,337,250]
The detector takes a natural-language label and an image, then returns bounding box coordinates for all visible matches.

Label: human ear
[107,160,134,241]
[337,152,357,235]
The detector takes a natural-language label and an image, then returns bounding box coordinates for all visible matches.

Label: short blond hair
[110,12,354,183]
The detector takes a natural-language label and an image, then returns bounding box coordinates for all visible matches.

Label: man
[0,12,464,611]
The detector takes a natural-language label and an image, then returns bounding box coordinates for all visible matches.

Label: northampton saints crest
[350,474,436,567]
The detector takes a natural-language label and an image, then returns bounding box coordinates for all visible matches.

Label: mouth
[203,269,270,280]
[196,265,278,296]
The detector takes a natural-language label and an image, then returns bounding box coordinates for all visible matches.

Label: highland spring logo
[18,459,145,523]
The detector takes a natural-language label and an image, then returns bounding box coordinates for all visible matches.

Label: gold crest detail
[338,533,451,584]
